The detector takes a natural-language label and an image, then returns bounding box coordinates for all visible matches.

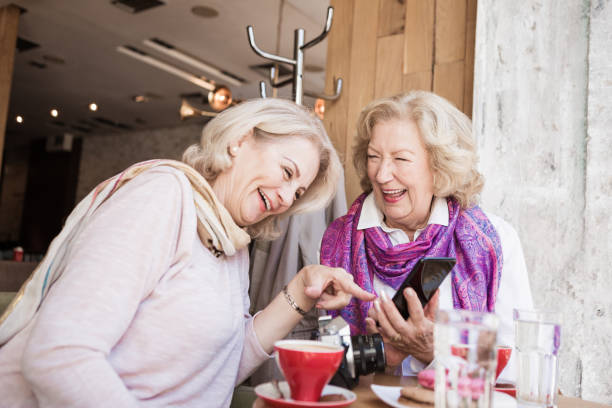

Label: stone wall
[76,123,202,201]
[582,0,612,399]
[473,0,611,403]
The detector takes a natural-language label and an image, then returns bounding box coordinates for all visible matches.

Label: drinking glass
[434,309,499,408]
[514,309,561,408]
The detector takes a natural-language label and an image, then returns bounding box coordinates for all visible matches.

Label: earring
[228,145,239,156]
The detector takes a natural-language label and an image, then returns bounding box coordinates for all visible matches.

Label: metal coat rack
[246,6,343,105]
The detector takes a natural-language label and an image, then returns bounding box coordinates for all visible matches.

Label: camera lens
[351,334,385,376]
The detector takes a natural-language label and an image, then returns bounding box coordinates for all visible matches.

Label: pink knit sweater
[0,167,270,408]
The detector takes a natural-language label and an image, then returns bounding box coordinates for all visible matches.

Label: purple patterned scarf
[320,194,503,334]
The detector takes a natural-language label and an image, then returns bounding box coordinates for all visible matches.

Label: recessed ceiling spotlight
[89,102,98,111]
[50,109,59,117]
[191,5,219,18]
[132,95,150,103]
[16,115,23,123]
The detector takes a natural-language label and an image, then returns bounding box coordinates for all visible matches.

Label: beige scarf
[0,160,250,345]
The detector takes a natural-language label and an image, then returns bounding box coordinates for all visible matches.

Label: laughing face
[212,132,320,227]
[366,119,434,235]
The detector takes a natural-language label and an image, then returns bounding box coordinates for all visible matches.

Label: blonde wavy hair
[183,98,341,239]
[353,91,484,208]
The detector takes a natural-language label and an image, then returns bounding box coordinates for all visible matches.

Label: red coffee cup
[495,345,512,380]
[274,340,344,402]
[450,344,512,381]
[495,346,516,397]
[13,246,24,262]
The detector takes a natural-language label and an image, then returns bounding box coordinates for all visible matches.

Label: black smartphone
[391,257,456,319]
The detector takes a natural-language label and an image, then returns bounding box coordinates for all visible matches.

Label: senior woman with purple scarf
[320,91,533,380]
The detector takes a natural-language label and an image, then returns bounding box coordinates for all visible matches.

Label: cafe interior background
[0,0,610,404]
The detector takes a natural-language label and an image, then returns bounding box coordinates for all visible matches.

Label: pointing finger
[328,268,376,301]
[316,290,352,310]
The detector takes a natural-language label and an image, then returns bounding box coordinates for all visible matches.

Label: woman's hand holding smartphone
[364,257,455,367]
[391,257,455,319]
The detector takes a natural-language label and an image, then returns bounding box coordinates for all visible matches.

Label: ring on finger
[392,333,401,343]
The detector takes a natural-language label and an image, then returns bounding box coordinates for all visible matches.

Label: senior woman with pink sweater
[0,98,374,408]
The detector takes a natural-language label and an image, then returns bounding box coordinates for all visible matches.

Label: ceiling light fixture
[180,99,217,120]
[143,39,243,87]
[16,115,23,123]
[191,5,219,18]
[111,0,164,14]
[50,109,59,117]
[117,45,215,91]
[208,86,233,111]
[131,93,162,103]
[132,95,150,103]
[314,98,325,120]
[43,54,65,65]
[89,103,98,111]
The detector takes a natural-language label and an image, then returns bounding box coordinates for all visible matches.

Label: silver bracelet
[282,285,307,316]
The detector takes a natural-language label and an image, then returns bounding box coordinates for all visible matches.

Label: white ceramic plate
[370,385,517,408]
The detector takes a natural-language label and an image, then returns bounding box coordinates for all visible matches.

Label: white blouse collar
[356,192,449,234]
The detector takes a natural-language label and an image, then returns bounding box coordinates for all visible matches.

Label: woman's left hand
[295,265,377,310]
[365,288,439,367]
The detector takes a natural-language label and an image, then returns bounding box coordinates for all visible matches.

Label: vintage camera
[315,315,385,389]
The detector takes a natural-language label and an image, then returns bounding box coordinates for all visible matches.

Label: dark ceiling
[2,0,330,148]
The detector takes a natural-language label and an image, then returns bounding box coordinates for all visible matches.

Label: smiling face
[212,132,320,227]
[366,119,434,235]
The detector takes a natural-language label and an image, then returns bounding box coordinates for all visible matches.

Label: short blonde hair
[353,91,483,208]
[183,98,341,239]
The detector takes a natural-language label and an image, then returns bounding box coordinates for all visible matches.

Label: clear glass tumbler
[513,309,562,408]
[434,309,499,408]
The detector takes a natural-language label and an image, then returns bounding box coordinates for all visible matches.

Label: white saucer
[254,381,356,408]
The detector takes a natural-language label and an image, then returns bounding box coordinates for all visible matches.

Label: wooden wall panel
[377,0,405,37]
[344,0,380,203]
[463,0,477,117]
[434,0,467,63]
[0,5,20,176]
[402,71,433,93]
[466,0,478,29]
[324,0,355,160]
[403,0,435,74]
[324,0,477,202]
[433,60,465,111]
[375,34,404,98]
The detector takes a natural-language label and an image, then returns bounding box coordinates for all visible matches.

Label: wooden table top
[253,373,611,408]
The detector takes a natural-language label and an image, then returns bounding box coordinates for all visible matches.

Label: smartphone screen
[391,257,456,320]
